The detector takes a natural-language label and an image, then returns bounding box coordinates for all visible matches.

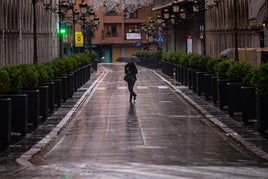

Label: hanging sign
[75,31,84,47]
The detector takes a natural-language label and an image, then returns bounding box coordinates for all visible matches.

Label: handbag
[124,74,134,82]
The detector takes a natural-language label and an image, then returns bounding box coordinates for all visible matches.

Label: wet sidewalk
[1,64,268,178]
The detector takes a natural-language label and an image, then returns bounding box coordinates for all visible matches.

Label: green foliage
[0,68,10,94]
[215,59,234,79]
[252,62,268,93]
[2,65,23,94]
[149,51,162,59]
[206,57,219,74]
[243,66,255,87]
[179,52,190,67]
[34,63,53,85]
[136,51,145,57]
[16,64,39,90]
[52,57,69,77]
[162,52,171,61]
[197,55,209,72]
[226,61,253,83]
[188,53,200,69]
[70,52,90,67]
[88,50,97,62]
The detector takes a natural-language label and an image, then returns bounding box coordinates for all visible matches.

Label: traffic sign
[156,35,165,43]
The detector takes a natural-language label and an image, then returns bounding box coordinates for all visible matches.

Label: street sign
[135,41,142,47]
[156,35,165,43]
[75,31,84,47]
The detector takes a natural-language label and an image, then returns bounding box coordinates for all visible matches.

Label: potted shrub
[17,64,40,128]
[215,59,234,109]
[0,69,11,146]
[34,63,56,114]
[179,52,190,85]
[188,53,200,90]
[240,67,256,123]
[226,61,253,116]
[53,57,70,102]
[195,55,209,95]
[252,62,268,135]
[1,65,27,136]
[150,51,162,69]
[204,57,218,100]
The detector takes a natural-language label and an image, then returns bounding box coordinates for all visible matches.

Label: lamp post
[79,2,99,52]
[163,9,170,52]
[32,0,38,63]
[141,19,158,52]
[234,0,239,61]
[43,0,77,57]
[72,9,80,53]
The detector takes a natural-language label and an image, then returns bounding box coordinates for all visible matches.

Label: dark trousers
[127,80,136,97]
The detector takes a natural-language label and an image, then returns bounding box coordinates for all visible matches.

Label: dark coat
[125,63,137,75]
[125,63,138,81]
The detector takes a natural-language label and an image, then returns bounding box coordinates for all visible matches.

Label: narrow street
[4,64,268,178]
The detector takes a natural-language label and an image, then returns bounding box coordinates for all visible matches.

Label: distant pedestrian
[124,62,138,103]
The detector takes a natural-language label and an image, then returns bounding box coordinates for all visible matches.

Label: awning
[152,2,172,11]
[152,0,195,11]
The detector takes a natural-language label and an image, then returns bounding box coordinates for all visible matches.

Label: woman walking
[124,62,138,103]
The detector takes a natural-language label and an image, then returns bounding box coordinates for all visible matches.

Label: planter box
[67,72,74,98]
[256,93,268,135]
[21,89,40,127]
[240,86,256,123]
[212,76,219,104]
[0,94,28,136]
[191,69,198,92]
[35,86,49,121]
[0,98,11,146]
[188,68,192,89]
[54,79,62,107]
[57,77,68,102]
[73,70,78,92]
[183,67,189,86]
[44,82,55,113]
[196,72,208,96]
[217,79,229,109]
[204,74,215,99]
[175,65,181,83]
[77,67,83,88]
[86,64,91,81]
[227,83,243,116]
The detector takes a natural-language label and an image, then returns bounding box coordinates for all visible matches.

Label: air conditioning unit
[124,13,130,18]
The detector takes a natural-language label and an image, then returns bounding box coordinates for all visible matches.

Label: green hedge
[137,51,268,93]
[0,51,93,94]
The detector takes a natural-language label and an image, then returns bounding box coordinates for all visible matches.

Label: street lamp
[43,0,77,57]
[163,9,170,52]
[79,3,99,52]
[32,0,38,63]
[234,0,239,61]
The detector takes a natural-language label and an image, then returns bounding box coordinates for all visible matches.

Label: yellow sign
[75,32,84,47]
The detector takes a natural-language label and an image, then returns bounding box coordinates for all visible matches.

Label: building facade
[152,0,268,59]
[0,0,55,66]
[1,0,268,66]
[92,4,154,63]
